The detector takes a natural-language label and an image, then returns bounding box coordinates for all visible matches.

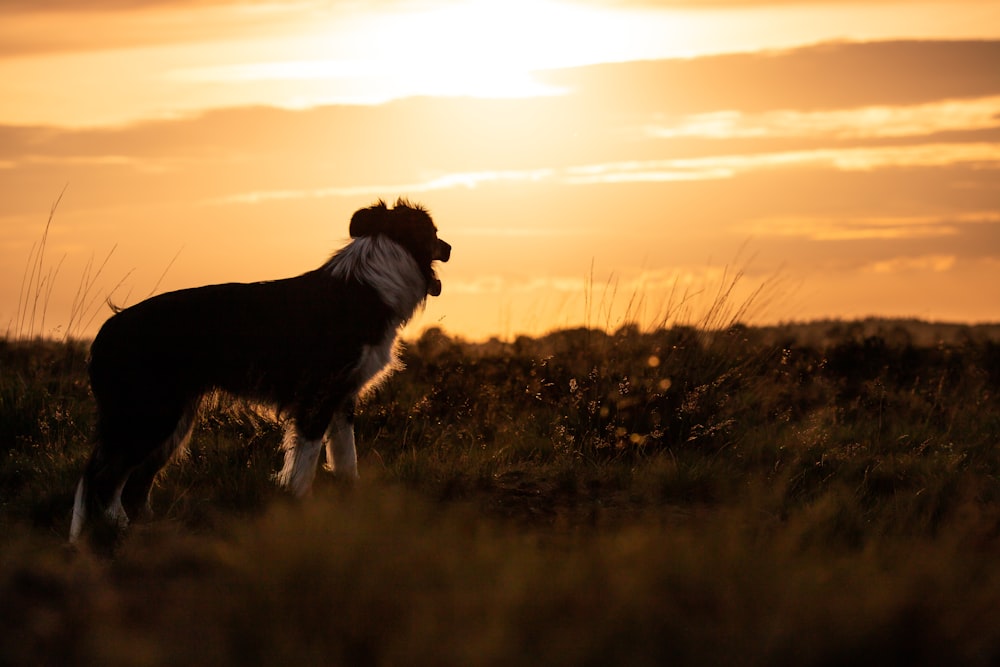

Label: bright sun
[134,0,630,119]
[314,0,636,100]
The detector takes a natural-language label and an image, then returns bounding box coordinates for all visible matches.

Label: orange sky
[2,1,999,341]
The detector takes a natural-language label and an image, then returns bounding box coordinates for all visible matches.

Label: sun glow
[360,2,557,98]
[303,0,642,100]
[2,1,1000,339]
[3,1,998,126]
[170,0,639,103]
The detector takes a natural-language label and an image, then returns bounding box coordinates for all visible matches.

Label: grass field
[2,320,999,666]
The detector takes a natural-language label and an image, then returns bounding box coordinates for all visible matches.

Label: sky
[2,0,999,341]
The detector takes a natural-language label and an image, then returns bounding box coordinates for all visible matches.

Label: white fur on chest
[352,326,401,398]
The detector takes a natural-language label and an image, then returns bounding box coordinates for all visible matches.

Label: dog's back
[89,272,392,408]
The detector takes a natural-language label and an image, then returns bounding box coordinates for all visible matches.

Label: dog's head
[349,199,451,296]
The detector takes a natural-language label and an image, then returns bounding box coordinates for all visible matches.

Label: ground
[1,320,999,665]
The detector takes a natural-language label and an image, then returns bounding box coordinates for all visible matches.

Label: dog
[69,198,450,544]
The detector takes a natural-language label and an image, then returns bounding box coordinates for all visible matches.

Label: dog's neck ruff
[324,235,427,321]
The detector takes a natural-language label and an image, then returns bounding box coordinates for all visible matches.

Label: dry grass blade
[13,185,67,340]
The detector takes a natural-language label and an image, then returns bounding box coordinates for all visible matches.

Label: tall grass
[9,190,136,342]
[579,245,785,345]
[12,188,65,340]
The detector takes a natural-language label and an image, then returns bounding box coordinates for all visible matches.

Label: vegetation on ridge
[1,319,999,665]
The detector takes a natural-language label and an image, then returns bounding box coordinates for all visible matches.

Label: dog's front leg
[324,411,359,481]
[275,421,324,497]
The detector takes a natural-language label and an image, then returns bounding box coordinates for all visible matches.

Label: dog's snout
[436,239,452,262]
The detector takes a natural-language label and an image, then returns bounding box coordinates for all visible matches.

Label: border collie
[69,199,450,545]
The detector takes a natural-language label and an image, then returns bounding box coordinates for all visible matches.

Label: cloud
[4,38,1000,129]
[201,141,1000,207]
[583,0,997,6]
[12,154,177,174]
[0,0,417,11]
[865,255,958,274]
[743,212,1000,241]
[0,1,326,59]
[205,168,558,205]
[1,0,181,10]
[541,40,1000,115]
[645,96,1000,140]
[561,143,1000,184]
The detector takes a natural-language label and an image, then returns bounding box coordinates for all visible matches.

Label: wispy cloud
[207,142,1000,205]
[563,143,1000,184]
[12,154,176,173]
[865,255,957,274]
[169,60,369,83]
[743,212,1000,241]
[645,96,1000,140]
[206,168,556,205]
[563,162,732,183]
[598,0,998,7]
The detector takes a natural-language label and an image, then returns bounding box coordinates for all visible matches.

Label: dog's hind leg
[120,402,198,522]
[71,402,194,546]
[70,434,139,545]
[275,420,325,497]
[69,477,88,544]
[325,409,359,481]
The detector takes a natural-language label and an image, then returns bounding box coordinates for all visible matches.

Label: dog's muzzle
[429,238,451,296]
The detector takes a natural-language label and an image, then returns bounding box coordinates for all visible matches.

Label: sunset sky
[2,1,999,341]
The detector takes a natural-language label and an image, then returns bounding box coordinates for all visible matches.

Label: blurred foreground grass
[2,320,999,666]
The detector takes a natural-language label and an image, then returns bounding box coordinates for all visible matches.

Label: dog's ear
[350,200,389,238]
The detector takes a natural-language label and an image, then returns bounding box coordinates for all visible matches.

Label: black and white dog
[70,199,450,544]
